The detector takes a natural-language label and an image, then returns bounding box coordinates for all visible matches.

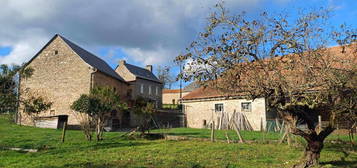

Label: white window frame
[148,85,152,95]
[214,103,224,113]
[140,84,144,94]
[241,102,252,112]
[155,86,158,95]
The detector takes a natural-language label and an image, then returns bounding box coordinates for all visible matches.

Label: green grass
[0,115,356,168]
[152,128,281,141]
[152,127,352,142]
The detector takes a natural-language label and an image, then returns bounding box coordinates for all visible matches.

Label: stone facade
[115,60,162,107]
[115,60,163,127]
[182,97,267,131]
[19,36,93,126]
[18,35,129,128]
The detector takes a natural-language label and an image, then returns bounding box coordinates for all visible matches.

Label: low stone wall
[153,110,184,128]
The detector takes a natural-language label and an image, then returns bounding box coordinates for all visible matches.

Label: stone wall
[19,36,93,126]
[92,71,129,101]
[182,97,267,131]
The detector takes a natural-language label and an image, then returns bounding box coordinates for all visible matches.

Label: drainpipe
[90,67,97,90]
[16,72,21,125]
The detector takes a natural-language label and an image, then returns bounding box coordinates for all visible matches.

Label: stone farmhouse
[182,45,356,131]
[18,34,162,129]
[115,60,163,126]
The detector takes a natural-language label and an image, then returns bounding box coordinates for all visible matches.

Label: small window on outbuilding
[203,120,207,127]
[54,50,58,55]
[215,103,223,112]
[241,102,252,112]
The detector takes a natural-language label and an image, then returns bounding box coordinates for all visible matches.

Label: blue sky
[0,0,356,88]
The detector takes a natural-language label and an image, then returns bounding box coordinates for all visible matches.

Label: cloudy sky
[0,0,356,88]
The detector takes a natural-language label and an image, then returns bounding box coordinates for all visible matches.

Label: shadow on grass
[320,160,357,167]
[42,141,153,156]
[165,132,201,136]
[46,162,122,168]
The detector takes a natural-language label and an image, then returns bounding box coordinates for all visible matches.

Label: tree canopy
[175,3,356,167]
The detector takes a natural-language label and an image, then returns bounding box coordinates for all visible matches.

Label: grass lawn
[0,115,356,168]
[151,127,353,142]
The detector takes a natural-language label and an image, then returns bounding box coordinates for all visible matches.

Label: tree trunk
[293,140,323,168]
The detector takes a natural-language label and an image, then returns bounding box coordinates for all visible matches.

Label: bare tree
[156,65,175,89]
[21,88,53,126]
[176,3,356,168]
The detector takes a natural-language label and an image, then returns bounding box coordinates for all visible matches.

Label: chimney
[146,65,153,72]
[119,60,126,66]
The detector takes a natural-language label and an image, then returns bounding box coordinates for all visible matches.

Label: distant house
[162,89,190,105]
[18,34,162,129]
[162,82,199,105]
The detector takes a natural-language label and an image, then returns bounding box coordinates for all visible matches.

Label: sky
[0,0,356,88]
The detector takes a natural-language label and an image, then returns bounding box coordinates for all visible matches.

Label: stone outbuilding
[181,86,276,131]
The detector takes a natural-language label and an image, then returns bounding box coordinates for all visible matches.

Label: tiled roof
[182,87,226,100]
[162,89,190,94]
[59,35,125,82]
[182,45,356,100]
[124,63,161,83]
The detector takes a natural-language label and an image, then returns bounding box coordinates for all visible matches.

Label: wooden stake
[275,118,280,131]
[211,121,215,142]
[318,115,322,134]
[280,121,285,134]
[279,129,287,144]
[286,125,291,146]
[233,120,244,143]
[225,131,230,143]
[61,121,67,143]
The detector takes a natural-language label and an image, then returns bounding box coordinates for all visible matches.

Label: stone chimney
[146,65,153,72]
[119,60,126,66]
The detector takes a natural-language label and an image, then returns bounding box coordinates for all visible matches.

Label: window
[203,120,207,127]
[140,84,144,94]
[54,50,58,55]
[155,86,158,95]
[113,87,116,92]
[148,85,152,95]
[50,109,55,115]
[215,103,223,112]
[241,102,252,112]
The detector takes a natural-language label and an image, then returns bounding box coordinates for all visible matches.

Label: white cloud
[123,46,175,65]
[0,0,267,66]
